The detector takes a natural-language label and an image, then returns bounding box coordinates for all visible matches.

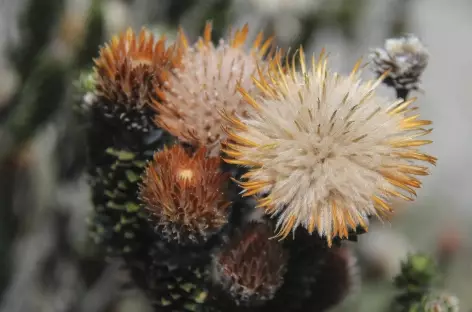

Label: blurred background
[0,0,471,311]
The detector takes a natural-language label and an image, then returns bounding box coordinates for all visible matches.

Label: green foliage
[11,0,65,80]
[390,253,460,312]
[395,254,438,295]
[76,70,97,94]
[76,0,105,68]
[3,56,68,149]
[87,134,172,255]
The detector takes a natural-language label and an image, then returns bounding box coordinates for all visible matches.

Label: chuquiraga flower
[369,34,429,98]
[93,27,183,132]
[212,222,288,306]
[222,48,436,246]
[86,28,181,255]
[139,145,231,245]
[152,21,279,155]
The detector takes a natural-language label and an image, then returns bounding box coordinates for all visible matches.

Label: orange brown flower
[94,27,183,109]
[139,145,231,244]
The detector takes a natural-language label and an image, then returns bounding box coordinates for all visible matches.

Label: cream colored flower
[222,48,436,246]
[153,22,278,155]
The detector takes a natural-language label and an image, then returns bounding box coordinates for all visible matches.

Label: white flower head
[222,48,436,246]
[369,34,429,94]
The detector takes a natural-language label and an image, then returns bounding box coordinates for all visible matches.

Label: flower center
[178,168,194,181]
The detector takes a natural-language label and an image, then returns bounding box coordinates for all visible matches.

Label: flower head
[93,28,182,131]
[222,48,436,246]
[212,222,288,306]
[369,34,429,95]
[139,145,231,244]
[153,22,278,155]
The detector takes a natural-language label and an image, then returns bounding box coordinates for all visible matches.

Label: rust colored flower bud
[140,145,231,244]
[212,222,288,306]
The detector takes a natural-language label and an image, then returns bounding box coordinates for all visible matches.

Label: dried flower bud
[369,34,429,97]
[139,145,231,244]
[93,28,182,132]
[153,21,279,155]
[212,222,288,306]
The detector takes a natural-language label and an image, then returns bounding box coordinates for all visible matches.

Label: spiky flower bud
[421,292,460,312]
[93,27,182,132]
[85,28,179,255]
[139,145,231,245]
[153,22,278,155]
[212,222,288,306]
[222,48,436,246]
[369,34,429,97]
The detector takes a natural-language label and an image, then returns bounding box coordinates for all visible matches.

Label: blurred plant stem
[334,0,366,40]
[389,0,412,36]
[0,155,21,294]
[0,0,65,298]
[0,0,105,301]
[9,0,64,81]
[76,0,105,69]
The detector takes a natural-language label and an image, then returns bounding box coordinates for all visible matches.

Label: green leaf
[125,170,140,183]
[134,160,147,168]
[117,181,128,190]
[124,231,135,239]
[183,303,198,311]
[170,293,182,300]
[180,283,194,293]
[105,148,136,161]
[106,201,124,210]
[193,291,207,304]
[123,246,132,253]
[125,202,140,213]
[104,190,115,198]
[160,298,172,306]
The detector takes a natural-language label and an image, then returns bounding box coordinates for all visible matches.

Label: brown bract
[152,22,279,155]
[139,145,231,244]
[93,28,183,108]
[213,222,288,305]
